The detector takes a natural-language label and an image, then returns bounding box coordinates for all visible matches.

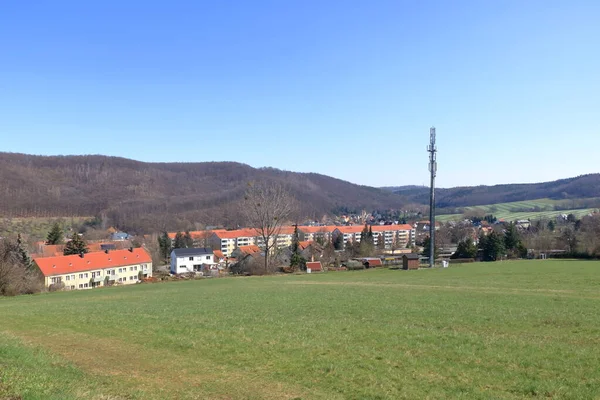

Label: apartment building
[34,248,153,290]
[209,229,258,257]
[297,226,335,243]
[332,224,415,249]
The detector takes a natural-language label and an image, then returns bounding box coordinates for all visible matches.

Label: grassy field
[436,198,599,222]
[1,261,600,399]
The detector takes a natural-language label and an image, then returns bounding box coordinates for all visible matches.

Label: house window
[71,275,75,280]
[79,274,84,279]
[205,256,210,260]
[79,284,83,288]
[71,285,75,290]
[143,265,147,271]
[189,257,194,261]
[134,266,137,271]
[65,275,70,281]
[84,273,88,278]
[84,283,88,288]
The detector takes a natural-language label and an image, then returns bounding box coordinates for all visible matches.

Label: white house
[170,248,215,274]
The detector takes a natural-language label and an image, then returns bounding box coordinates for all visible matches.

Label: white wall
[170,253,214,274]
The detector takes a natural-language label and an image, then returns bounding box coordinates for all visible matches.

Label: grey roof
[403,253,420,259]
[172,247,214,257]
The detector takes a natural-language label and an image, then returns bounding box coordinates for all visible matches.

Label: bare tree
[243,182,297,273]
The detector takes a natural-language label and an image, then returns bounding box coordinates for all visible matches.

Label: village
[28,212,565,292]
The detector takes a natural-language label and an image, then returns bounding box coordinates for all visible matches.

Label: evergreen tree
[173,232,186,249]
[547,220,555,232]
[503,223,520,251]
[46,222,64,245]
[63,233,88,256]
[158,232,172,261]
[184,230,194,248]
[16,234,33,270]
[421,236,439,259]
[290,225,305,270]
[451,239,477,259]
[333,234,344,250]
[482,231,505,261]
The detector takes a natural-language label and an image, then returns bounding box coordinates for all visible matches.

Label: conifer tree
[46,222,64,245]
[16,233,33,270]
[173,232,186,249]
[63,233,88,256]
[158,232,172,261]
[184,230,194,248]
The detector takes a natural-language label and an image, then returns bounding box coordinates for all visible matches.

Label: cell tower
[427,127,437,268]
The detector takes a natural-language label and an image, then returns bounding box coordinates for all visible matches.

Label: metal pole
[428,127,437,268]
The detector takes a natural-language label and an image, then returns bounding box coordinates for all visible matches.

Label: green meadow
[1,261,600,399]
[436,198,598,222]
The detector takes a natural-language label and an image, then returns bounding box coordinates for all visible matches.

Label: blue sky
[1,1,598,188]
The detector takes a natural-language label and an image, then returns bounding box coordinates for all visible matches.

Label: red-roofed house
[306,261,323,273]
[34,248,152,290]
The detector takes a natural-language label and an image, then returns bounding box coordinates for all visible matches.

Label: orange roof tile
[306,261,322,271]
[213,229,258,239]
[298,241,314,250]
[213,250,224,259]
[237,245,261,255]
[34,248,152,277]
[297,226,336,233]
[370,224,414,232]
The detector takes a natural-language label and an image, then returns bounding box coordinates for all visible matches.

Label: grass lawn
[1,260,600,399]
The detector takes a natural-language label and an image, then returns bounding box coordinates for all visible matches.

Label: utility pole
[427,127,437,268]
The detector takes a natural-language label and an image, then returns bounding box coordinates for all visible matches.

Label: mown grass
[1,261,600,399]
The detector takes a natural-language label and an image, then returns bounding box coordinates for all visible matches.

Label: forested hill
[385,174,600,208]
[0,152,405,232]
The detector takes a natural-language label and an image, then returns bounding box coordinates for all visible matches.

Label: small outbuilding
[402,253,420,270]
[306,261,323,273]
[362,258,382,268]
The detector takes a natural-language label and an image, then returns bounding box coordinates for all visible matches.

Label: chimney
[79,252,84,258]
[128,247,133,252]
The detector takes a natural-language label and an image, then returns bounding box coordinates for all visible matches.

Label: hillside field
[436,198,599,222]
[1,261,600,399]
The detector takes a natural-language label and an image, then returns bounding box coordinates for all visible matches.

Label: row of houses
[34,248,153,290]
[169,224,416,257]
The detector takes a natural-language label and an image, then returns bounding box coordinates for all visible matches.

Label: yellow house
[34,248,153,290]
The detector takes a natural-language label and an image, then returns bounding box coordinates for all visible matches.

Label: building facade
[170,248,215,274]
[34,248,153,290]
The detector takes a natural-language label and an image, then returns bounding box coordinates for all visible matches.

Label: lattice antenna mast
[427,127,437,268]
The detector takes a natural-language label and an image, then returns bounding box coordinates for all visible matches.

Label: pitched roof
[34,248,152,277]
[167,230,226,240]
[213,229,258,239]
[306,261,322,271]
[297,226,336,233]
[403,253,420,260]
[362,258,382,266]
[298,241,313,250]
[172,247,214,257]
[370,224,414,232]
[213,250,224,259]
[334,226,364,234]
[237,245,261,255]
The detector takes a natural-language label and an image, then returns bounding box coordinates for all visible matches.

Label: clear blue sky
[1,1,598,188]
